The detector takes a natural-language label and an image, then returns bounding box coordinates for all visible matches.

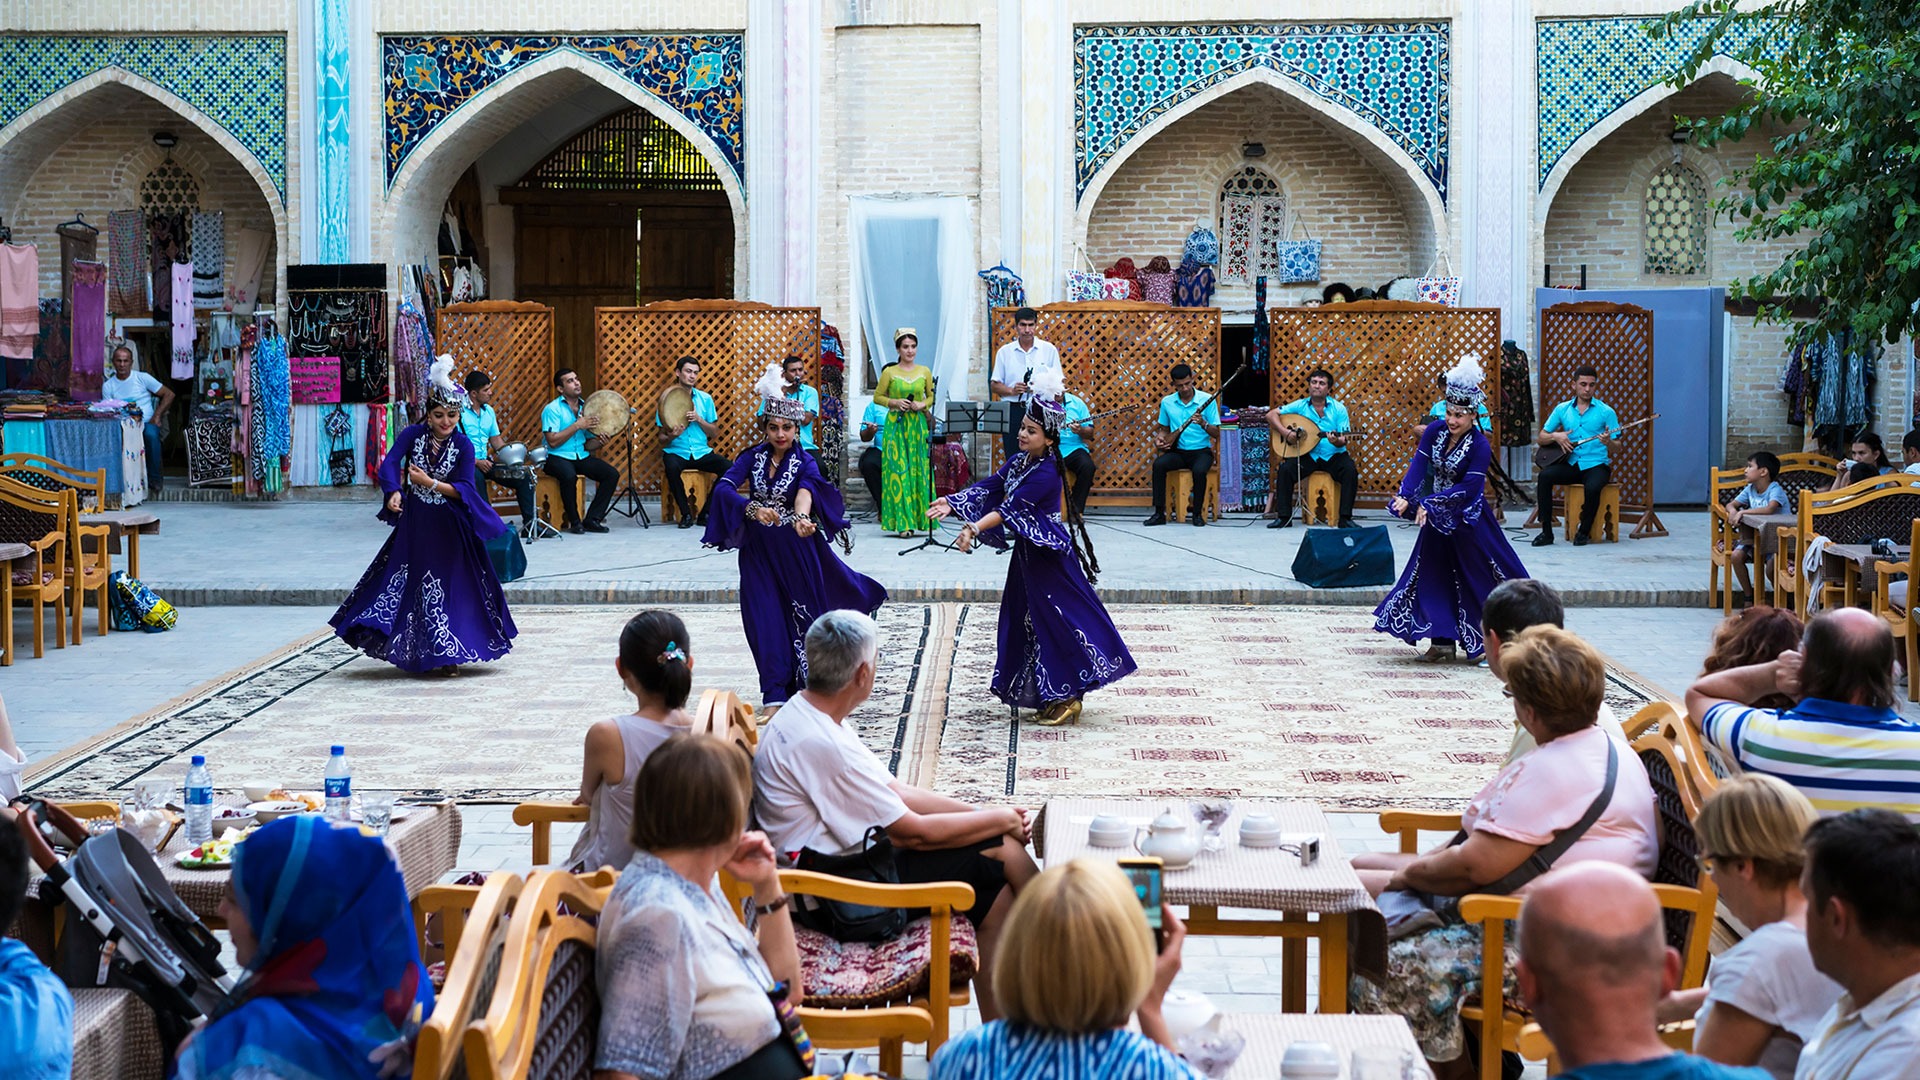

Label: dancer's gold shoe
[1035,699,1083,726]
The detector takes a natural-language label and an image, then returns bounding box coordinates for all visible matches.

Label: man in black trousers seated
[540,367,620,533]
[656,356,732,528]
[1143,363,1220,527]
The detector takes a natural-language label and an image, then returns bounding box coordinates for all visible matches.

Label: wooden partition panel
[595,301,822,495]
[436,301,556,447]
[1266,301,1503,502]
[1538,300,1662,537]
[990,301,1221,503]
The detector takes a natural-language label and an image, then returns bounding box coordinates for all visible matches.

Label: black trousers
[542,454,618,525]
[1273,453,1359,524]
[1151,447,1214,514]
[858,445,883,508]
[664,451,732,516]
[480,465,536,524]
[1062,448,1095,515]
[1536,460,1612,536]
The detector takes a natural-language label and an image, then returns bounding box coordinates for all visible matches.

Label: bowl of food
[246,799,306,823]
[210,805,257,830]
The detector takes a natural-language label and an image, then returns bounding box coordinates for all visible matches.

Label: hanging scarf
[171,817,433,1080]
[107,210,148,316]
[1139,255,1176,305]
[148,213,186,320]
[391,300,433,410]
[68,260,107,400]
[191,211,225,309]
[1249,276,1270,374]
[252,332,292,479]
[171,261,195,378]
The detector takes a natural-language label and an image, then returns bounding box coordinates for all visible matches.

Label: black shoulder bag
[792,826,908,943]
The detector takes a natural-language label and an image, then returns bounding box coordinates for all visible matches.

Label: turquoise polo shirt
[459,403,501,460]
[861,401,886,445]
[659,388,719,458]
[1427,399,1492,432]
[541,395,590,460]
[1058,393,1092,458]
[755,383,822,449]
[1277,397,1351,462]
[1156,391,1220,452]
[1543,398,1621,470]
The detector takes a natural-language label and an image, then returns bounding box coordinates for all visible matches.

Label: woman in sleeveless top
[570,611,693,872]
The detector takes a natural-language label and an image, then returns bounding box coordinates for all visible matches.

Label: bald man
[1518,862,1768,1078]
[1686,607,1920,822]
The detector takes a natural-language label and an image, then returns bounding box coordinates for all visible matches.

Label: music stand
[896,400,1011,557]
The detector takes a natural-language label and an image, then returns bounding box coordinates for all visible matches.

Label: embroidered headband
[428,355,468,409]
[1026,368,1068,434]
[1442,353,1486,408]
[754,364,808,423]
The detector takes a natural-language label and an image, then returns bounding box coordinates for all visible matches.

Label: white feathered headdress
[428,355,466,408]
[755,363,808,423]
[1025,367,1069,433]
[1442,353,1486,408]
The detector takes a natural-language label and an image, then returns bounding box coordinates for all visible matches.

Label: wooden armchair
[61,487,111,644]
[462,869,615,1080]
[721,868,967,1073]
[0,475,70,660]
[1872,519,1920,700]
[0,454,108,513]
[1707,465,1748,613]
[413,873,527,1080]
[513,690,757,866]
[1777,474,1920,615]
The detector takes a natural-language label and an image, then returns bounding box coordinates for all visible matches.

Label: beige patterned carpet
[27,604,1658,810]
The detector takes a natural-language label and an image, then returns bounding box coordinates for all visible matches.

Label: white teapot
[1134,808,1203,869]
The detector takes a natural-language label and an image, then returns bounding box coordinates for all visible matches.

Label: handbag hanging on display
[1064,244,1104,302]
[792,826,908,943]
[1274,217,1322,284]
[1415,252,1462,306]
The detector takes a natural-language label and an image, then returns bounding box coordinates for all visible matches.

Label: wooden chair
[1302,471,1338,526]
[660,471,716,524]
[462,869,615,1080]
[0,454,108,513]
[1164,466,1221,522]
[0,475,70,659]
[513,690,755,866]
[1707,465,1748,613]
[413,873,527,1080]
[1873,518,1920,701]
[1777,474,1920,615]
[721,868,968,1072]
[57,487,112,644]
[532,473,586,528]
[1561,483,1622,543]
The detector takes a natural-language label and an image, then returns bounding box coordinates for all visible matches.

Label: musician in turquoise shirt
[1532,364,1621,547]
[656,355,732,528]
[753,354,821,449]
[856,399,887,509]
[1145,363,1220,527]
[1269,368,1360,528]
[1058,391,1095,515]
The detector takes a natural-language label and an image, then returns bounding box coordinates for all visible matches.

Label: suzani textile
[382,35,744,186]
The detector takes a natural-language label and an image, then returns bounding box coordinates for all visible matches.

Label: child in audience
[569,610,694,872]
[1726,451,1788,603]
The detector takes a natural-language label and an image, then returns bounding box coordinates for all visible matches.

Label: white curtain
[848,196,973,419]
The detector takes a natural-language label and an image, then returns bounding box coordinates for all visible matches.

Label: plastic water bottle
[324,745,352,822]
[184,755,213,845]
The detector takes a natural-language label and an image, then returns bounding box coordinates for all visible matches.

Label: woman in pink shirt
[1349,626,1659,1076]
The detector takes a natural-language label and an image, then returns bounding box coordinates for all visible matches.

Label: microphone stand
[607,406,653,527]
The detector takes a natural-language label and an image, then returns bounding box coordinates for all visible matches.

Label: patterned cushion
[11,566,54,587]
[796,914,978,1008]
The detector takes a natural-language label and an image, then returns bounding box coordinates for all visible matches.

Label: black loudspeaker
[1291,525,1395,588]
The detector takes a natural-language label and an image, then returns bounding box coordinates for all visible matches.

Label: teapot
[1134,808,1203,869]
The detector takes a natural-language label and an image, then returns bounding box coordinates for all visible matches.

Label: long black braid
[1045,432,1101,584]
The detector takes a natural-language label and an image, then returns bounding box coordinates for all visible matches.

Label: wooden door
[514,202,636,387]
[637,192,734,304]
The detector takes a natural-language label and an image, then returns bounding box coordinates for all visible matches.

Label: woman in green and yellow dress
[874,328,934,535]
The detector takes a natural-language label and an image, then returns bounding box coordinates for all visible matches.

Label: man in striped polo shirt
[1685,608,1920,822]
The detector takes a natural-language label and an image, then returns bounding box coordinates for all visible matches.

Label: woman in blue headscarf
[172,815,434,1080]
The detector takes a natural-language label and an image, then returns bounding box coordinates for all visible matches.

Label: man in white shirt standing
[990,307,1062,460]
[101,345,174,490]
[1796,809,1920,1080]
[753,610,1037,1019]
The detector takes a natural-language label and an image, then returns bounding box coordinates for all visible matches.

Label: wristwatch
[755,894,791,916]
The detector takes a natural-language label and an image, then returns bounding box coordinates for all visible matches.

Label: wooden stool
[661,472,716,523]
[534,474,587,527]
[1302,472,1339,526]
[1562,482,1622,542]
[1164,468,1221,523]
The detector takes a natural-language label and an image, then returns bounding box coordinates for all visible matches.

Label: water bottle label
[185,787,213,806]
[325,777,351,799]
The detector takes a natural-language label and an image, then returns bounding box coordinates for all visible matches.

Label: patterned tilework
[1074,23,1452,203]
[381,34,744,188]
[1537,16,1769,188]
[0,35,288,199]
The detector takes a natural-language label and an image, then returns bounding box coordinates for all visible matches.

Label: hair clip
[659,641,688,663]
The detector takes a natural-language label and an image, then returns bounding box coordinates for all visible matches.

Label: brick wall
[1082,85,1425,312]
[6,88,279,302]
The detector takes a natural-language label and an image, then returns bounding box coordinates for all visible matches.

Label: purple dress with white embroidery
[1372,420,1528,659]
[330,424,517,671]
[703,443,887,705]
[945,452,1136,708]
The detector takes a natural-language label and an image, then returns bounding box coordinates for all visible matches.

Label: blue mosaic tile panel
[1537,16,1769,188]
[1074,23,1451,203]
[382,35,744,189]
[0,35,288,199]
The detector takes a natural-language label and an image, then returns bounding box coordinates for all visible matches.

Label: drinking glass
[361,792,397,837]
[1189,799,1233,852]
[1352,1047,1417,1080]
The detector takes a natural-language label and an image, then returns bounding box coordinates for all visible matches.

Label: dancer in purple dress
[1373,354,1528,662]
[930,371,1136,725]
[332,359,517,673]
[705,365,886,709]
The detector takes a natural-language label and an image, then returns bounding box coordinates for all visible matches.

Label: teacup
[1280,1040,1342,1079]
[1087,814,1131,848]
[1159,989,1217,1040]
[1240,813,1283,848]
[242,780,278,803]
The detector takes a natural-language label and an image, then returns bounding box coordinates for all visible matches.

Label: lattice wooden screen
[1538,301,1663,537]
[1266,301,1503,502]
[435,301,556,447]
[595,301,822,496]
[989,301,1222,503]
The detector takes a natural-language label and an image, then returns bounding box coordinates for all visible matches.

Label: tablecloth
[72,988,164,1080]
[44,418,124,495]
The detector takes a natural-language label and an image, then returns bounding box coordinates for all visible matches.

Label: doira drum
[584,389,631,438]
[658,383,695,432]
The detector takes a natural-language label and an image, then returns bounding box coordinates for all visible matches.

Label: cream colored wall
[369,1,745,31]
[0,1,289,30]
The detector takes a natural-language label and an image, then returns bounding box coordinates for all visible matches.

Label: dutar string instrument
[1153,365,1248,451]
[1533,413,1659,469]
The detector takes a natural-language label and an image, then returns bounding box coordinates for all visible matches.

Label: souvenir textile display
[1138,256,1175,305]
[287,264,390,404]
[68,260,107,400]
[191,211,224,309]
[1274,218,1322,284]
[106,210,147,316]
[0,242,38,362]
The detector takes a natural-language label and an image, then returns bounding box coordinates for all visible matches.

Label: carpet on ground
[26,605,1659,810]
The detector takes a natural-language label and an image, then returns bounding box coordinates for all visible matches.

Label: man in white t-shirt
[1484,579,1627,761]
[753,610,1037,1019]
[990,307,1062,459]
[102,345,174,490]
